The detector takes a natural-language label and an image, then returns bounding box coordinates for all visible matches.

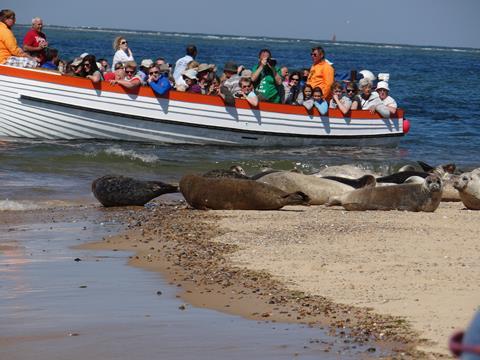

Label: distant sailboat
[331,33,337,42]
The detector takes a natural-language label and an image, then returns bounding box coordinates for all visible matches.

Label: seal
[313,164,375,179]
[203,165,249,179]
[257,171,358,205]
[321,174,377,189]
[453,171,480,210]
[179,174,309,210]
[92,175,178,207]
[327,174,443,212]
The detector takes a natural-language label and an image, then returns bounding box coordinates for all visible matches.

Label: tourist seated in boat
[112,36,134,71]
[80,54,103,83]
[219,61,241,98]
[375,81,397,116]
[351,78,381,112]
[329,81,352,115]
[138,58,154,83]
[109,60,142,89]
[280,66,289,84]
[300,68,309,88]
[147,64,171,96]
[155,57,167,67]
[0,9,38,68]
[22,17,48,65]
[251,48,283,104]
[173,44,198,89]
[344,81,361,108]
[303,86,328,115]
[234,77,258,107]
[97,58,110,73]
[180,69,201,94]
[196,63,215,95]
[65,57,84,76]
[103,62,125,81]
[40,48,59,70]
[283,71,303,105]
[301,84,313,109]
[207,75,221,96]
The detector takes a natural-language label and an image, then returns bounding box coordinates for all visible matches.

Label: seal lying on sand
[203,165,249,179]
[453,171,480,210]
[92,175,178,207]
[313,164,374,179]
[180,174,309,210]
[257,171,367,205]
[326,174,443,212]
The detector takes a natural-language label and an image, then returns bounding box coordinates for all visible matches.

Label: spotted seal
[92,175,178,207]
[203,165,249,179]
[179,174,309,210]
[327,174,443,212]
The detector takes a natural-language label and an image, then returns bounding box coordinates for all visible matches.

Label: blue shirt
[149,74,171,96]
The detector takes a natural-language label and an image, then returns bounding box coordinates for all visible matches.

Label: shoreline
[81,201,474,359]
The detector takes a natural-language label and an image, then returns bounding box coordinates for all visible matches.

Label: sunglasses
[125,70,135,74]
[310,53,320,57]
[377,89,388,92]
[149,71,159,75]
[120,41,128,45]
[346,89,355,92]
[291,77,300,81]
[241,84,251,88]
[83,63,91,66]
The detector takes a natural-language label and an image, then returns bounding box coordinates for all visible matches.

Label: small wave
[0,200,40,211]
[103,146,159,163]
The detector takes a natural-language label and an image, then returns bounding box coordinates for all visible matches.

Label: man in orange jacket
[307,46,334,100]
[0,9,38,68]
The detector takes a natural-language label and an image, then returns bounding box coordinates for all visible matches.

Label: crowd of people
[0,9,397,117]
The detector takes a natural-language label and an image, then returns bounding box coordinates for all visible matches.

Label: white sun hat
[376,81,390,91]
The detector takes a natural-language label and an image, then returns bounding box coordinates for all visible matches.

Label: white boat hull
[0,65,406,146]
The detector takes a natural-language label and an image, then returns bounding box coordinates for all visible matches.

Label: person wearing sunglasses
[147,64,171,96]
[109,61,141,90]
[80,54,103,83]
[234,77,258,107]
[306,46,334,100]
[329,81,352,115]
[283,71,303,105]
[112,36,134,71]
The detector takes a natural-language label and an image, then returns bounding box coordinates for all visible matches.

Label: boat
[0,65,408,147]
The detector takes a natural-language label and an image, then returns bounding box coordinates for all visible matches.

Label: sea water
[2,25,480,202]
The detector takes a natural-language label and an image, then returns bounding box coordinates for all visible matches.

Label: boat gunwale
[0,65,405,121]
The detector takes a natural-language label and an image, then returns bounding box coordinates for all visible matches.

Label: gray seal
[453,170,480,210]
[180,174,309,210]
[202,165,249,179]
[257,171,359,205]
[327,174,443,212]
[92,175,178,207]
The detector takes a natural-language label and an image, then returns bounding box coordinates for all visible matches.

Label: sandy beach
[79,200,479,358]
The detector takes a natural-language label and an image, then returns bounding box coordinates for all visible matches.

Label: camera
[267,58,277,67]
[234,93,243,98]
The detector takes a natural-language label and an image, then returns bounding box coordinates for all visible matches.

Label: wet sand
[81,200,480,359]
[0,205,391,360]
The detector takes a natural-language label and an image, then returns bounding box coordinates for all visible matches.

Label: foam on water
[102,146,159,163]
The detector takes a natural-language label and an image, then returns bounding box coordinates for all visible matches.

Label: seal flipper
[377,171,429,184]
[281,191,310,206]
[322,174,376,189]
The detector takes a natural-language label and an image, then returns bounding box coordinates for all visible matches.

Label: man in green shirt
[251,48,283,103]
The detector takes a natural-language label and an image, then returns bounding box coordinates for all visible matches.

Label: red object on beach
[449,330,480,358]
[403,118,410,134]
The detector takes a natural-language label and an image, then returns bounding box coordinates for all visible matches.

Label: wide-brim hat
[182,69,198,80]
[223,61,238,73]
[240,69,252,78]
[197,63,214,73]
[71,57,83,67]
[376,81,390,91]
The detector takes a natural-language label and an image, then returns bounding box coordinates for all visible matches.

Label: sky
[3,0,480,49]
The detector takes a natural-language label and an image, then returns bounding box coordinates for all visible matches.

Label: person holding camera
[251,48,283,103]
[234,77,259,107]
